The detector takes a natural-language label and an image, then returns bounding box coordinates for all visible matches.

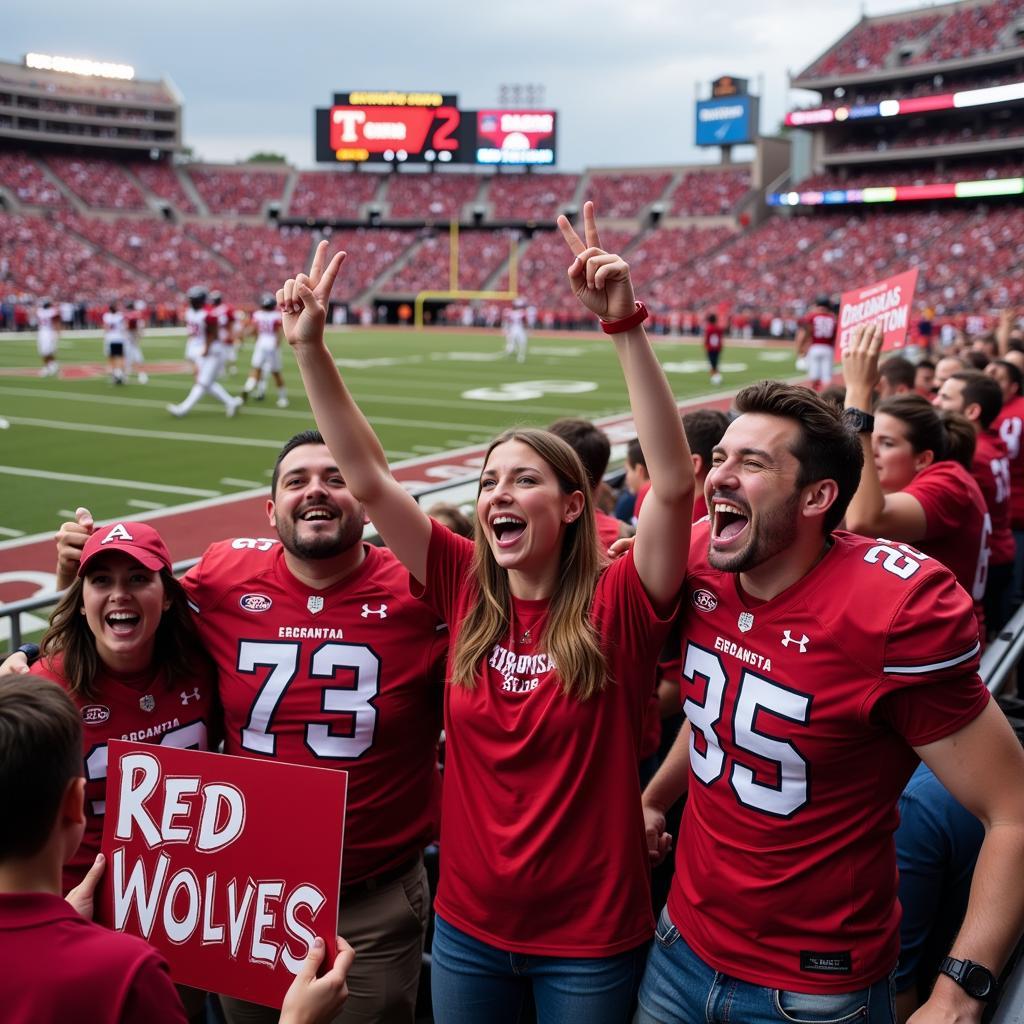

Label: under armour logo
[781,630,809,653]
[180,688,202,705]
[361,603,388,619]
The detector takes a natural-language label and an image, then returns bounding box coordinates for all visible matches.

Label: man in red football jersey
[54,430,448,1024]
[795,296,838,392]
[637,370,1024,1023]
[988,359,1024,615]
[703,312,724,386]
[934,370,1015,633]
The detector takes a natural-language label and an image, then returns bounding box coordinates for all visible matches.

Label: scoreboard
[695,76,759,147]
[315,91,558,165]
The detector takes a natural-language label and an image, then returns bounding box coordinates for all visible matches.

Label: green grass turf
[0,327,799,539]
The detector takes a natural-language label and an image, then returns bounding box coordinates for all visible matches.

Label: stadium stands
[385,173,481,220]
[0,212,146,301]
[132,161,197,214]
[186,166,289,215]
[800,13,942,78]
[667,169,750,217]
[385,229,513,294]
[487,173,579,222]
[317,227,420,302]
[913,0,1024,64]
[44,153,148,210]
[288,171,380,220]
[0,150,65,207]
[629,226,738,312]
[583,172,672,218]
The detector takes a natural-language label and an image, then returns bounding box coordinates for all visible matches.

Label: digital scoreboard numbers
[316,91,467,163]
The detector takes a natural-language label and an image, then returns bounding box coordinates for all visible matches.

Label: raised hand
[55,506,94,589]
[278,240,347,350]
[841,320,884,404]
[557,201,637,322]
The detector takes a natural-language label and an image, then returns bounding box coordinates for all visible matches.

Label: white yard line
[219,477,264,488]
[0,526,25,537]
[127,499,166,510]
[0,464,220,496]
[3,418,284,448]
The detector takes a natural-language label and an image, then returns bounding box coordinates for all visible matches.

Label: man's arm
[641,721,692,865]
[910,700,1024,1023]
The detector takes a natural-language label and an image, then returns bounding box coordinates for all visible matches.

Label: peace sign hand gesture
[557,201,637,322]
[278,240,347,350]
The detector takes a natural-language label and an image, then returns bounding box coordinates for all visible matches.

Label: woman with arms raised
[278,203,694,1024]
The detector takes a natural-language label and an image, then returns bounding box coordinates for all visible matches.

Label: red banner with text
[839,268,919,352]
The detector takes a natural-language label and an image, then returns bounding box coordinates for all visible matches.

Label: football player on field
[638,341,1024,1023]
[53,432,449,1024]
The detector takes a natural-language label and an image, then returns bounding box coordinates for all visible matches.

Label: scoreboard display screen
[475,110,557,165]
[315,91,469,163]
[695,95,757,146]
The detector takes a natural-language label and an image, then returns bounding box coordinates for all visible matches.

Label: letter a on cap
[102,523,134,545]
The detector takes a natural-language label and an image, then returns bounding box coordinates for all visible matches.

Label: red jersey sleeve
[411,517,476,625]
[903,461,972,542]
[865,567,988,745]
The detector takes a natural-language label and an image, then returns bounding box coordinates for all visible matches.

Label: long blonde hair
[449,428,607,701]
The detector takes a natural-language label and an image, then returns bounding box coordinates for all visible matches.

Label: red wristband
[600,301,649,335]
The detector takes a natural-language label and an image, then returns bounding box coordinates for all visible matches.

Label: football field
[0,326,797,541]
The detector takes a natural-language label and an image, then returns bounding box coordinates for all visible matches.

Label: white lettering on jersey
[488,643,555,693]
[277,626,345,640]
[713,636,773,673]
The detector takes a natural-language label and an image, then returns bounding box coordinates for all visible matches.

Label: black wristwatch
[938,956,998,1002]
[843,407,875,435]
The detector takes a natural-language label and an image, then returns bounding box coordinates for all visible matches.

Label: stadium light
[25,52,135,80]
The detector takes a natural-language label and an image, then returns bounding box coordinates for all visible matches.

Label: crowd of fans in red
[800,0,1021,78]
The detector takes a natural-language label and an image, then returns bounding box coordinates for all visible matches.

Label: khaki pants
[219,857,429,1024]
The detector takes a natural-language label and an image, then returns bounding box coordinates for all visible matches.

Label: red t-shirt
[183,539,447,885]
[973,429,1015,566]
[595,508,623,550]
[669,523,987,991]
[415,519,674,955]
[32,656,217,895]
[0,893,186,1024]
[903,461,989,602]
[632,481,651,524]
[802,311,838,346]
[993,394,1024,528]
[693,493,709,522]
[704,325,723,351]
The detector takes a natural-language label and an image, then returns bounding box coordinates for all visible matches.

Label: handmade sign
[839,268,919,352]
[99,740,347,1008]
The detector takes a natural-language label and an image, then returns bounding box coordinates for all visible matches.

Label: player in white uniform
[503,298,528,363]
[183,286,208,377]
[242,294,288,407]
[166,309,243,418]
[35,299,60,377]
[125,300,148,384]
[101,302,128,385]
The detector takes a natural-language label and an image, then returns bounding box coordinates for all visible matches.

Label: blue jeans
[636,906,896,1024]
[431,912,648,1024]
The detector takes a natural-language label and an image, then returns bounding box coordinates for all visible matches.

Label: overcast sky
[6,0,926,170]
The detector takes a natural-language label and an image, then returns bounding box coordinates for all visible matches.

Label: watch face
[964,965,994,999]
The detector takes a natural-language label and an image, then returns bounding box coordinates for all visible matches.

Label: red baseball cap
[78,522,173,577]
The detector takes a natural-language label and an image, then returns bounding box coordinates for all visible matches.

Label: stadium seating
[583,172,672,218]
[913,0,1023,64]
[183,222,316,301]
[628,226,738,312]
[486,173,579,222]
[796,157,1024,191]
[132,162,197,214]
[0,212,146,301]
[0,150,65,207]
[315,227,420,302]
[385,173,481,220]
[385,229,514,294]
[186,166,290,215]
[44,154,149,210]
[57,212,237,304]
[667,169,750,217]
[800,14,942,77]
[288,171,381,220]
